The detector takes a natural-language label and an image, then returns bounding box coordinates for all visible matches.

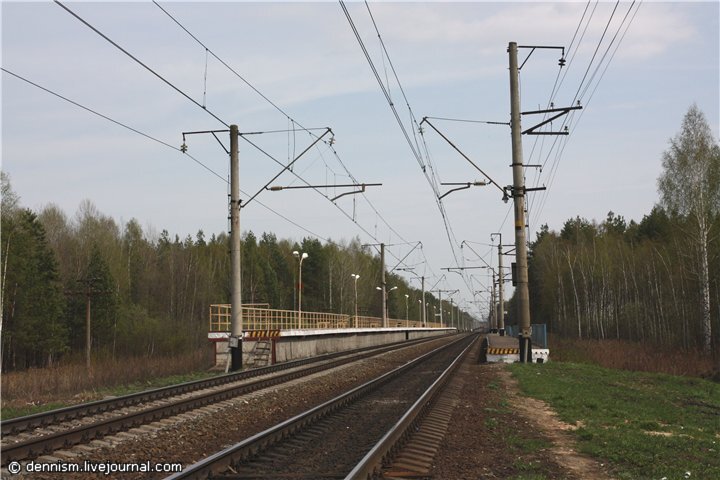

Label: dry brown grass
[1,349,212,409]
[549,334,716,378]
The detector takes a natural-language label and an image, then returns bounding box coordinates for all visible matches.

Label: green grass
[1,370,219,420]
[508,362,720,480]
[506,433,546,453]
[508,475,550,480]
[105,371,218,397]
[1,402,69,420]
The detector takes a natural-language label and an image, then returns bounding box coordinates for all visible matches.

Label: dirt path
[432,356,614,479]
[496,365,614,480]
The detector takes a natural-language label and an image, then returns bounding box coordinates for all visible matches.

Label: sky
[2,1,719,321]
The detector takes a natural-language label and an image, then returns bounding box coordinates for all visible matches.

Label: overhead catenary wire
[524,1,597,218]
[56,0,421,269]
[0,67,226,183]
[524,0,623,226]
[340,0,472,297]
[529,1,642,232]
[152,0,412,251]
[571,0,621,105]
[54,0,228,129]
[1,67,337,244]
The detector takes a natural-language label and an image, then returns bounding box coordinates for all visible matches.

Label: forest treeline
[518,208,719,351]
[0,175,457,371]
[509,105,720,360]
[2,105,717,371]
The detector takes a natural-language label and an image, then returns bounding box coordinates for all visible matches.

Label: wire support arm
[267,183,382,202]
[521,105,582,135]
[243,128,332,208]
[420,117,504,195]
[517,45,566,70]
[388,242,423,274]
[439,182,487,200]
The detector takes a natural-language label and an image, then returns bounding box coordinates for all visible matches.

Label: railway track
[165,333,478,480]
[1,335,449,466]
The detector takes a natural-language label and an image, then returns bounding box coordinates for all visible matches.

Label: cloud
[617,3,697,60]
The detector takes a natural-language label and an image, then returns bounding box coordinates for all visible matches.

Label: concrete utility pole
[497,241,505,334]
[438,290,443,326]
[491,232,505,335]
[380,243,387,328]
[431,289,459,328]
[421,276,426,327]
[450,298,455,329]
[490,277,497,332]
[229,124,243,371]
[508,42,532,362]
[67,278,110,372]
[85,290,91,370]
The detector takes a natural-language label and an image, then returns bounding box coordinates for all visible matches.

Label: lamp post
[293,250,308,328]
[351,273,360,328]
[404,294,409,326]
[376,285,397,324]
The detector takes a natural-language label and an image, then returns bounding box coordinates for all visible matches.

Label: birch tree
[658,105,720,355]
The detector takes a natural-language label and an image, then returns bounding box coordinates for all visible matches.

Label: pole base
[518,335,532,363]
[230,339,243,371]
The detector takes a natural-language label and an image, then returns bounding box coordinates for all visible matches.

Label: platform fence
[209,304,445,332]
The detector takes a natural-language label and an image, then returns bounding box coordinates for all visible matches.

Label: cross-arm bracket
[521,105,582,135]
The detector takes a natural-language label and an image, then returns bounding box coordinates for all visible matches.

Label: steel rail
[2,335,443,437]
[1,335,450,464]
[346,335,478,479]
[163,334,475,480]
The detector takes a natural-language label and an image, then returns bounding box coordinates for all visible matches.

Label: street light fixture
[351,274,360,328]
[376,285,398,323]
[293,250,308,329]
[404,294,410,325]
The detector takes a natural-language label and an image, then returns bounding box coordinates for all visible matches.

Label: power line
[530,1,642,231]
[152,0,411,250]
[57,0,415,258]
[339,0,424,167]
[54,0,228,129]
[1,67,336,244]
[577,1,637,102]
[571,1,620,105]
[1,67,226,183]
[341,0,471,297]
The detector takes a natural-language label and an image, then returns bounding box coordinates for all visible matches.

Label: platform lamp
[351,273,360,328]
[293,251,308,329]
[376,285,397,323]
[404,293,410,326]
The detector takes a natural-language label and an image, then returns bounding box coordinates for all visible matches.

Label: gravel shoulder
[20,337,454,480]
[12,335,614,480]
